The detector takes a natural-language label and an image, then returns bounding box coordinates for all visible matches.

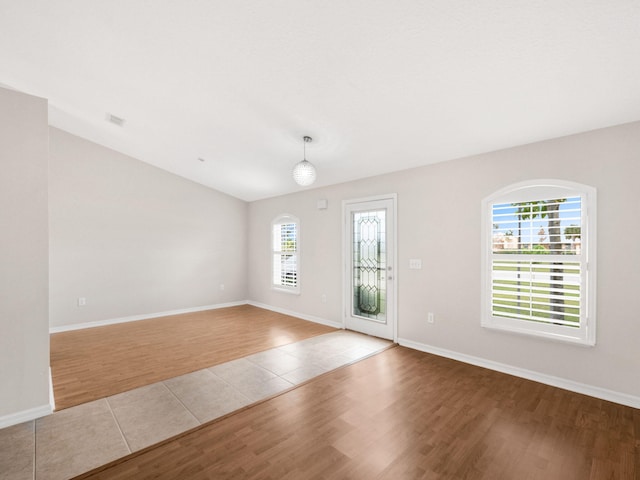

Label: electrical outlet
[77,297,86,307]
[219,284,225,291]
[321,294,327,303]
[427,312,434,324]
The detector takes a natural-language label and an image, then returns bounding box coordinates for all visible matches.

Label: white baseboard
[247,301,344,330]
[49,366,56,411]
[0,403,52,429]
[398,337,640,410]
[49,301,248,333]
[0,368,55,429]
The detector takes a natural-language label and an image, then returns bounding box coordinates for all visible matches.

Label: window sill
[481,319,595,347]
[272,286,300,295]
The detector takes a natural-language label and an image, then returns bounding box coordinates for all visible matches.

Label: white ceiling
[1,1,639,201]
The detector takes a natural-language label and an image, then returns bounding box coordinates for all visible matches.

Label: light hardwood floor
[76,346,640,480]
[50,305,335,410]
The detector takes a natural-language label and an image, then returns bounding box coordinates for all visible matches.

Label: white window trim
[481,179,597,346]
[271,214,300,295]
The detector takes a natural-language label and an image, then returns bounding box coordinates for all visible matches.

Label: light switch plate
[409,259,422,269]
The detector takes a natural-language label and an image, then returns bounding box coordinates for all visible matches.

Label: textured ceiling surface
[1,1,639,201]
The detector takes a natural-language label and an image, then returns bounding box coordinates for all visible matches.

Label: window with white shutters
[481,180,596,345]
[272,215,300,293]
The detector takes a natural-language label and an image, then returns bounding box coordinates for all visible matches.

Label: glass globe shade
[292,159,317,186]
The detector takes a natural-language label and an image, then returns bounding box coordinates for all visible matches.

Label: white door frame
[342,193,398,341]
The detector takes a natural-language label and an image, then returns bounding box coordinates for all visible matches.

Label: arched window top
[272,213,299,225]
[484,179,595,205]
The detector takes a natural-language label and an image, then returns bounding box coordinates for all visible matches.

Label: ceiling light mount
[292,135,317,186]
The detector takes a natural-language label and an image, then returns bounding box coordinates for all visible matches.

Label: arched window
[272,215,300,294]
[481,180,596,345]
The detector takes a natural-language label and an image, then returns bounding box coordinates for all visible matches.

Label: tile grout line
[247,332,386,386]
[105,397,133,455]
[212,360,294,402]
[244,346,318,386]
[244,355,299,381]
[206,368,254,404]
[160,381,202,425]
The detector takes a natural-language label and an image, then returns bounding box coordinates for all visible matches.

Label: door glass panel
[352,209,387,322]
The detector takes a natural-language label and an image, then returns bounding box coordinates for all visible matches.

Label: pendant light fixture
[292,136,317,186]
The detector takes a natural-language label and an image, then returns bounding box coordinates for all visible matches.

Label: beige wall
[49,128,248,328]
[3,84,637,423]
[0,88,50,423]
[248,121,640,401]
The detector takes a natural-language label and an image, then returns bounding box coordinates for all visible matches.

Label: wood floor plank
[76,347,640,480]
[50,304,335,410]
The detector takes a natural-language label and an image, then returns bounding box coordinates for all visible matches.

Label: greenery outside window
[481,180,596,345]
[272,215,300,294]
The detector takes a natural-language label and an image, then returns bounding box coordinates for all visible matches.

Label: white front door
[343,195,396,340]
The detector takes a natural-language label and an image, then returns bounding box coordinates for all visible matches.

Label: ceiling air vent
[106,113,125,127]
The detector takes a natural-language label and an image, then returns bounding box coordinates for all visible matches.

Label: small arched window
[481,180,596,345]
[272,215,300,294]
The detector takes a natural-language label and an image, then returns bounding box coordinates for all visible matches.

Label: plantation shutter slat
[490,196,583,328]
[273,220,298,290]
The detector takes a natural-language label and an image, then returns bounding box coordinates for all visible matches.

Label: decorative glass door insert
[352,210,387,322]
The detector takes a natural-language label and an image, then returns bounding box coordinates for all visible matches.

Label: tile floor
[0,330,391,480]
